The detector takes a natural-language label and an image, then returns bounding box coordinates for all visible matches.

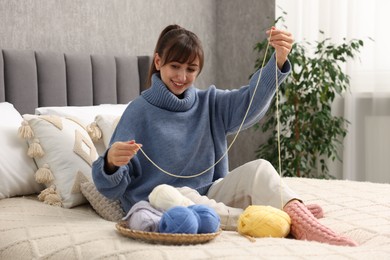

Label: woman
[92,24,357,246]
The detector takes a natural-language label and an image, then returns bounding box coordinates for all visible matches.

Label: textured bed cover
[1,177,390,259]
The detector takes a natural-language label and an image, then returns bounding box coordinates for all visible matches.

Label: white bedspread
[1,177,390,259]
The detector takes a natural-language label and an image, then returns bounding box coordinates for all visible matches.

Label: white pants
[178,159,300,230]
[208,159,300,209]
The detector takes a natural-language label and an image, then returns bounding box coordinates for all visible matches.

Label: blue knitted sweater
[92,54,291,213]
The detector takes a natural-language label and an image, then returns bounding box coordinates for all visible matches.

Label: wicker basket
[115,221,222,245]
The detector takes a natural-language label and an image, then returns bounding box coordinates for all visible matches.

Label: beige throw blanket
[1,177,389,259]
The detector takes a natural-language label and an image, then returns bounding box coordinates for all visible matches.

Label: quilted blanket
[1,177,390,259]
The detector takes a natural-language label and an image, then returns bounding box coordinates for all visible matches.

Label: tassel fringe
[27,139,45,158]
[86,122,102,141]
[38,186,62,207]
[18,120,34,139]
[35,164,54,184]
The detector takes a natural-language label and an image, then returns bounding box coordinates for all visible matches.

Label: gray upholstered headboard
[0,49,152,115]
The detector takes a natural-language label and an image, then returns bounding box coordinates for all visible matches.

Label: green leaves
[254,18,364,179]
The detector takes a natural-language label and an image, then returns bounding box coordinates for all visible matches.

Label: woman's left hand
[266,27,294,69]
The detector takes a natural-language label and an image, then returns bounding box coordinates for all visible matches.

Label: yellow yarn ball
[237,205,291,238]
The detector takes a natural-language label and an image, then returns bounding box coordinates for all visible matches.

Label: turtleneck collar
[141,73,197,112]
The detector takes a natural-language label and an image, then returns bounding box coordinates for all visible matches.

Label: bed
[1,49,390,259]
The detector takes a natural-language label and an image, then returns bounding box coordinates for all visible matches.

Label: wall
[0,0,274,170]
[0,0,217,88]
[216,0,275,169]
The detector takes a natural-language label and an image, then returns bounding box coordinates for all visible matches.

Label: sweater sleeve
[91,151,133,200]
[217,53,291,134]
[91,105,140,200]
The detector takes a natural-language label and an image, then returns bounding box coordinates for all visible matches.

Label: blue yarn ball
[159,206,198,234]
[189,205,221,233]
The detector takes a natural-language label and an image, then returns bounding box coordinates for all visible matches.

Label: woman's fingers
[267,28,293,42]
[266,28,294,68]
[268,30,293,48]
[126,140,143,154]
[108,140,143,166]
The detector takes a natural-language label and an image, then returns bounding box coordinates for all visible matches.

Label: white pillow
[0,102,42,199]
[35,104,128,154]
[94,114,121,148]
[35,104,128,126]
[20,114,98,208]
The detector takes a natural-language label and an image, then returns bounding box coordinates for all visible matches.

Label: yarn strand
[136,30,278,179]
[275,52,284,209]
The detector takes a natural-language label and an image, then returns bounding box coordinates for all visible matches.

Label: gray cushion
[3,50,38,114]
[36,51,67,107]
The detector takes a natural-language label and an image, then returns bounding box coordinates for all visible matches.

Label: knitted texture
[3,177,390,259]
[284,200,357,246]
[80,181,125,222]
[306,204,324,219]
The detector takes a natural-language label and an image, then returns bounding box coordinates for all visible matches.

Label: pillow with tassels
[86,114,121,149]
[19,114,98,208]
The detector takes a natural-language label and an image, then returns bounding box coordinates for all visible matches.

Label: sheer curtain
[276,0,390,183]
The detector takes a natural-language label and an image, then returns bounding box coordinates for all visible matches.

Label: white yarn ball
[149,184,195,211]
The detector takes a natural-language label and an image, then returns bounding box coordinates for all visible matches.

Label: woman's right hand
[105,140,142,173]
[266,27,294,69]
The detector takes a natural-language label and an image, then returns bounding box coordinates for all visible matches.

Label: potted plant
[254,16,364,178]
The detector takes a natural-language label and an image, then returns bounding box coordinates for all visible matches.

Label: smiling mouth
[172,81,185,88]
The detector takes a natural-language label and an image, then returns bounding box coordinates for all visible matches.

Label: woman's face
[154,54,200,97]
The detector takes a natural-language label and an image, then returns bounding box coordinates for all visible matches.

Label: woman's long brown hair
[146,24,204,87]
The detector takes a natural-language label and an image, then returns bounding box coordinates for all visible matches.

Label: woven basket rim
[115,221,222,245]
